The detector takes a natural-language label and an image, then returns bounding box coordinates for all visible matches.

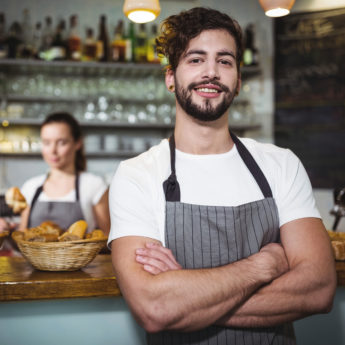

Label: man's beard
[174,77,236,122]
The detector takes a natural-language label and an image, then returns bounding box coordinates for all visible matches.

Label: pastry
[5,187,27,214]
[331,241,345,261]
[58,220,88,241]
[86,229,106,240]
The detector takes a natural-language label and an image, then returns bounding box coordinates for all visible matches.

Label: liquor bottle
[68,14,81,61]
[243,24,258,66]
[41,16,54,52]
[135,23,147,63]
[0,13,6,59]
[20,9,33,58]
[97,15,109,62]
[6,21,22,58]
[83,28,97,61]
[126,21,136,62]
[111,20,126,62]
[146,24,159,63]
[51,20,67,60]
[32,22,42,58]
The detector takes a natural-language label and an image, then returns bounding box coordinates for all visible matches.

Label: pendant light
[123,0,161,23]
[259,0,296,17]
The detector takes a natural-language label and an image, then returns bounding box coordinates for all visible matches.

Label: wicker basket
[13,235,107,271]
[0,231,9,248]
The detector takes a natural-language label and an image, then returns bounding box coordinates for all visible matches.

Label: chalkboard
[274,8,345,188]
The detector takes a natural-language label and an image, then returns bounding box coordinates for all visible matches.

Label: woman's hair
[41,112,86,172]
[156,7,243,72]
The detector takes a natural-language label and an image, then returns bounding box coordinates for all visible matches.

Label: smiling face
[166,29,241,122]
[41,122,81,172]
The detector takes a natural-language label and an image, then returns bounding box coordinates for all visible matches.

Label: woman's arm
[93,189,110,236]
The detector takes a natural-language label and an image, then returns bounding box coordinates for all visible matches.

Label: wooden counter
[0,254,120,301]
[1,255,344,302]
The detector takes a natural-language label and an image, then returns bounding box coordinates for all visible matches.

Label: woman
[1,112,110,235]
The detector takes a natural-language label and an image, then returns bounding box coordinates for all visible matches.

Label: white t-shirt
[21,172,108,232]
[108,138,320,246]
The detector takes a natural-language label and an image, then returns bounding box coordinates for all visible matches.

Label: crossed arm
[111,217,336,332]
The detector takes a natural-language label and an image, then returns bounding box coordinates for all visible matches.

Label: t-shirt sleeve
[276,149,321,227]
[87,174,108,205]
[107,161,161,248]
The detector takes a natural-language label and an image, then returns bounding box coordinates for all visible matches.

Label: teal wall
[1,288,345,345]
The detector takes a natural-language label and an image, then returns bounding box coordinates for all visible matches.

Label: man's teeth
[197,87,219,93]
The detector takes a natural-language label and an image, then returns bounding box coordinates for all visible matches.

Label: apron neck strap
[163,131,273,202]
[230,131,272,198]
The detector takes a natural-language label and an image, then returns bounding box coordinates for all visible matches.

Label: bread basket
[12,232,106,271]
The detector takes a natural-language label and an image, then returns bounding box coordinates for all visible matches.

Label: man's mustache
[188,79,230,93]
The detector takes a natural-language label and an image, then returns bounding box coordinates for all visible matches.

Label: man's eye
[220,60,232,65]
[189,58,201,64]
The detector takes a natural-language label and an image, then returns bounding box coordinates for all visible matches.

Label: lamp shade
[123,0,161,23]
[259,0,296,17]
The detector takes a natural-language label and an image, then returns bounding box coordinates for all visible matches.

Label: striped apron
[147,132,296,345]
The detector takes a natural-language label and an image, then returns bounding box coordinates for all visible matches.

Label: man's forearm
[124,256,267,332]
[217,262,335,328]
[114,241,288,333]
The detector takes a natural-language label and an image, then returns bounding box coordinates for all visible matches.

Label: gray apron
[28,174,85,230]
[147,132,296,345]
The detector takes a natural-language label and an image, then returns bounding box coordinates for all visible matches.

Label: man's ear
[165,69,175,91]
[235,77,242,96]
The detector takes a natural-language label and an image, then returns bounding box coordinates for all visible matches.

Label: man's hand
[135,242,182,275]
[249,243,289,283]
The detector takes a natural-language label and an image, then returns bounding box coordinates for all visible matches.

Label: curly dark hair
[41,112,86,172]
[156,7,243,72]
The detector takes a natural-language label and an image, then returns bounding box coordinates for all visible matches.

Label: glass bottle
[83,28,97,61]
[41,16,54,52]
[243,24,258,66]
[127,22,136,63]
[32,22,42,58]
[0,13,7,59]
[51,20,67,60]
[146,24,159,63]
[68,14,81,61]
[97,15,109,62]
[6,21,22,59]
[135,23,147,63]
[111,20,126,62]
[20,9,33,58]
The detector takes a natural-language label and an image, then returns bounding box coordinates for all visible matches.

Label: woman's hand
[0,218,16,233]
[135,242,182,275]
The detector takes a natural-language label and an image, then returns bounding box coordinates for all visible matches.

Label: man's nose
[202,61,220,80]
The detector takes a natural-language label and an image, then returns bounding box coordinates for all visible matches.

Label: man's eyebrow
[184,49,206,57]
[218,50,236,60]
[183,49,236,60]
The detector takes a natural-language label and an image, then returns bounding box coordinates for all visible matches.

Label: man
[108,7,336,345]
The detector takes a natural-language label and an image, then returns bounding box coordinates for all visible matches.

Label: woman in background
[0,112,110,235]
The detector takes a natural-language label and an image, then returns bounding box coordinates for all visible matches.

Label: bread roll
[58,234,81,242]
[5,187,27,214]
[331,241,345,261]
[39,221,63,235]
[67,220,88,238]
[58,220,88,241]
[327,230,345,241]
[86,229,106,239]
